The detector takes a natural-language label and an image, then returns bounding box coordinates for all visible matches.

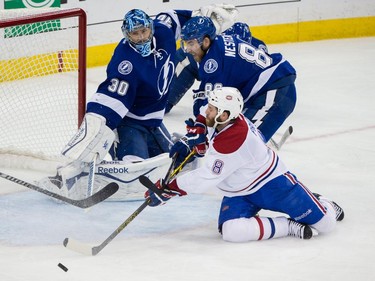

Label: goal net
[0,8,86,171]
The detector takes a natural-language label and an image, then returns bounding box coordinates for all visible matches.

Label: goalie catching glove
[145,178,187,207]
[61,113,115,163]
[169,115,208,166]
[193,3,239,34]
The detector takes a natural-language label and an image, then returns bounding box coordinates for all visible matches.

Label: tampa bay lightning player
[169,17,297,165]
[39,8,195,198]
[83,9,191,161]
[165,22,268,115]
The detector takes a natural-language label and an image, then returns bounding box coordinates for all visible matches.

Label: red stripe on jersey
[212,115,248,154]
[299,182,327,215]
[285,172,326,215]
[284,172,297,185]
[255,216,264,240]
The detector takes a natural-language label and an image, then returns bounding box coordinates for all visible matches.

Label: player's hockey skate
[287,219,313,239]
[313,193,344,221]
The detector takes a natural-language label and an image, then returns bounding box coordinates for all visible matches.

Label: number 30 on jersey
[108,78,129,96]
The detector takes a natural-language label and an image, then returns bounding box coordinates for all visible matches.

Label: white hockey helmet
[208,87,243,126]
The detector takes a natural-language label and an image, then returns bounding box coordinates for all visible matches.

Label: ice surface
[1,37,375,281]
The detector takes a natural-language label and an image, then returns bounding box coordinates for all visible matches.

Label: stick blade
[79,182,119,208]
[139,175,163,196]
[63,237,94,256]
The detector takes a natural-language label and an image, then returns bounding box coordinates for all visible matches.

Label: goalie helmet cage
[0,8,86,171]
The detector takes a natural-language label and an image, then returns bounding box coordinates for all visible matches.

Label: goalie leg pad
[40,153,173,201]
[62,113,115,163]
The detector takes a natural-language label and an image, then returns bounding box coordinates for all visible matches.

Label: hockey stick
[63,198,151,255]
[84,154,99,213]
[63,152,194,255]
[87,153,98,197]
[169,149,196,179]
[269,126,293,150]
[163,153,178,184]
[0,171,119,208]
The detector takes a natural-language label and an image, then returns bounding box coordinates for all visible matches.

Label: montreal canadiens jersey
[176,115,288,197]
[86,10,192,130]
[197,34,296,103]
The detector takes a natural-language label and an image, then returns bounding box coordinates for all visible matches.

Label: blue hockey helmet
[181,16,216,44]
[223,22,252,42]
[121,9,154,57]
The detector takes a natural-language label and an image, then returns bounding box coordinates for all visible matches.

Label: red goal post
[0,8,87,171]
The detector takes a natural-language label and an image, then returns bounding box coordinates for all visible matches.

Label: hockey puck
[58,263,68,272]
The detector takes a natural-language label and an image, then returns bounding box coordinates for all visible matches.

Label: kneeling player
[145,87,344,241]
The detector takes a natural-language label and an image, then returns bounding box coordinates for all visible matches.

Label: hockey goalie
[38,113,174,201]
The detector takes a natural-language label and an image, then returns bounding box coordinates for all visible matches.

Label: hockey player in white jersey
[145,87,344,241]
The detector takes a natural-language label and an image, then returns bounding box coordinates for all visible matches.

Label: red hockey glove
[144,179,187,207]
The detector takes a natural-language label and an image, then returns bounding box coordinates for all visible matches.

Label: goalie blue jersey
[197,34,296,103]
[86,10,192,130]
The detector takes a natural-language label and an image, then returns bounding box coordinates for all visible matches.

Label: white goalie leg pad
[94,153,173,201]
[38,153,173,201]
[62,113,115,163]
[54,153,172,201]
[36,160,88,200]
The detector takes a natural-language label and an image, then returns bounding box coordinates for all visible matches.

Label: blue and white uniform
[196,34,297,141]
[166,22,264,114]
[86,10,192,160]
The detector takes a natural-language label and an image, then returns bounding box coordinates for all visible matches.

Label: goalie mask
[208,87,243,127]
[181,16,216,51]
[122,9,154,57]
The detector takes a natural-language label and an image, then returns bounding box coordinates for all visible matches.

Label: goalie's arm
[61,113,115,163]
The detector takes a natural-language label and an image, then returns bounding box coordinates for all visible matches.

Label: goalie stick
[269,126,293,150]
[87,153,98,197]
[0,171,119,209]
[63,151,195,256]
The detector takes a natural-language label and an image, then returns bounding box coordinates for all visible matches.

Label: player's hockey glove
[169,115,207,165]
[145,179,187,207]
[193,3,239,33]
[192,90,207,117]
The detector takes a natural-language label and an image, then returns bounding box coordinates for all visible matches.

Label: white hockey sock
[222,216,289,242]
[311,199,336,234]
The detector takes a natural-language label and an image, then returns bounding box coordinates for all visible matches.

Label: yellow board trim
[1,16,374,81]
[251,16,375,44]
[86,16,375,68]
[0,50,78,82]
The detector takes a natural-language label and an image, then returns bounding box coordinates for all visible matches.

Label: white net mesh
[0,8,84,168]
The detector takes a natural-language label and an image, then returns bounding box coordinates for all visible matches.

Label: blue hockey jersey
[197,34,296,103]
[86,10,192,130]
